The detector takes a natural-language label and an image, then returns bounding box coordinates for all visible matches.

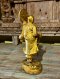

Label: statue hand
[19,34,23,40]
[19,35,21,39]
[19,34,24,42]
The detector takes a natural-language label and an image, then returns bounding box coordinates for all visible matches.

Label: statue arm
[33,25,37,37]
[33,25,42,38]
[19,26,24,40]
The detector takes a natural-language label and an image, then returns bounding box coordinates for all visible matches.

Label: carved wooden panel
[27,1,53,21]
[1,0,11,17]
[27,1,60,21]
[0,0,60,37]
[0,23,21,35]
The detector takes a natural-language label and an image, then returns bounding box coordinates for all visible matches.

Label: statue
[1,0,11,17]
[19,10,42,74]
[1,0,14,22]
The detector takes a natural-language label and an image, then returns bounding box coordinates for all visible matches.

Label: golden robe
[20,21,38,58]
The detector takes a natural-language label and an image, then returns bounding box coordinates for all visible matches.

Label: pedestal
[22,59,42,74]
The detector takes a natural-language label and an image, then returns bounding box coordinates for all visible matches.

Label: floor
[0,43,60,79]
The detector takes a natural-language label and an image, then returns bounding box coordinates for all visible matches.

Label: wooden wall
[26,0,60,36]
[27,0,60,21]
[0,0,60,44]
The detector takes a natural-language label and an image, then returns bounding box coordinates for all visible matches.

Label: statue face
[28,16,34,23]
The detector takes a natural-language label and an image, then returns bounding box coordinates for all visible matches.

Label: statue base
[22,59,42,74]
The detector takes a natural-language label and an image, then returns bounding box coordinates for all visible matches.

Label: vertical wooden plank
[48,1,53,20]
[58,1,60,20]
[0,1,1,20]
[30,2,35,16]
[52,1,59,20]
[57,2,59,20]
[27,3,31,15]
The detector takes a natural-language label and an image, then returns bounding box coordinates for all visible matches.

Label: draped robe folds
[20,22,38,58]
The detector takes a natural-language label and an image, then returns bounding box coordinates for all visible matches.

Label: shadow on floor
[33,44,46,62]
[33,44,46,72]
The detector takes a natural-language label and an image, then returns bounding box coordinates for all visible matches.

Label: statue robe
[20,22,38,58]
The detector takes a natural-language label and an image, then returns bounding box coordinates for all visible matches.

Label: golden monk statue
[19,12,42,74]
[19,16,38,62]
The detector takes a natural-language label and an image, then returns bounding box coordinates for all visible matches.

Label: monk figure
[19,16,42,74]
[19,16,38,62]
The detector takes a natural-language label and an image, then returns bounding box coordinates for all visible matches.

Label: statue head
[28,16,34,23]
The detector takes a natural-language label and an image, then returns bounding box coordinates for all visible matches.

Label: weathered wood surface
[0,23,21,36]
[35,21,60,36]
[0,43,60,79]
[0,0,60,36]
[0,22,60,36]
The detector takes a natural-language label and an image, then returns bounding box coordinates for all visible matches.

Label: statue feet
[22,59,42,74]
